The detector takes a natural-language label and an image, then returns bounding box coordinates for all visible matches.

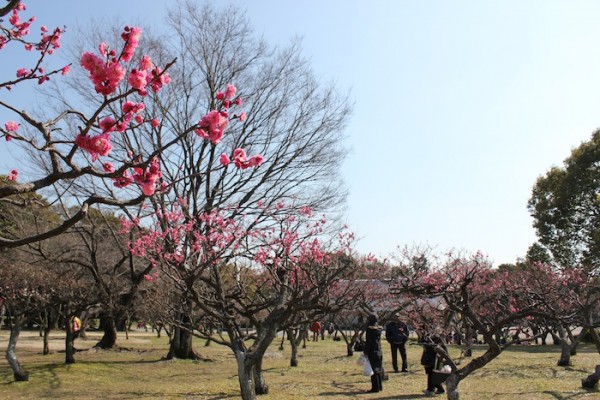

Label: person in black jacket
[364,314,384,393]
[385,314,409,372]
[420,333,446,396]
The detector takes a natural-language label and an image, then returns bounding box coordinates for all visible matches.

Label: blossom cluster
[1,2,68,89]
[80,26,170,97]
[194,84,243,144]
[220,148,264,169]
[75,27,173,195]
[193,84,263,170]
[5,3,35,41]
[74,132,111,162]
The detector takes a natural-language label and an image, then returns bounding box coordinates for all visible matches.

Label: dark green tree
[525,242,553,265]
[528,130,600,271]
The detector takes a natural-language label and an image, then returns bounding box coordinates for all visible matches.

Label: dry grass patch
[1,330,599,399]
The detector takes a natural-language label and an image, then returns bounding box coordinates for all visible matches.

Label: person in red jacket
[310,320,321,342]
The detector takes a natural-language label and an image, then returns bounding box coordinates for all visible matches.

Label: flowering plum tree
[390,250,564,400]
[125,203,358,400]
[70,1,351,366]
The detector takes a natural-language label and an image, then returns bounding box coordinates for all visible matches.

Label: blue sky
[3,1,600,265]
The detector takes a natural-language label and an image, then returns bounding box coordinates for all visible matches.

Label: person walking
[364,314,384,393]
[385,314,409,372]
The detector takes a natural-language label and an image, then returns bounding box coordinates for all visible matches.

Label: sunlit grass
[1,330,599,399]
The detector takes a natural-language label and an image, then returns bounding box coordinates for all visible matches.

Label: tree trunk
[568,326,582,356]
[278,331,285,351]
[65,328,76,364]
[166,313,199,360]
[43,326,50,355]
[78,310,89,339]
[236,351,257,400]
[346,342,354,357]
[288,329,299,367]
[94,315,118,349]
[205,324,214,347]
[582,365,600,389]
[446,374,460,400]
[154,322,163,338]
[0,302,5,330]
[64,308,77,364]
[589,328,600,355]
[463,325,473,357]
[253,355,269,395]
[556,325,572,366]
[5,317,29,381]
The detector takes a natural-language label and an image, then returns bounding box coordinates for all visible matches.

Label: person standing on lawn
[310,320,321,342]
[385,314,409,372]
[364,314,384,393]
[420,333,446,396]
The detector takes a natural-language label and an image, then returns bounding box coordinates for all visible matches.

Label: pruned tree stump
[582,365,600,390]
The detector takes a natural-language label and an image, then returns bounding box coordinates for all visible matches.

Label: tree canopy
[528,130,600,271]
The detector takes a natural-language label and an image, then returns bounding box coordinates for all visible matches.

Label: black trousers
[370,368,383,392]
[425,367,444,392]
[367,353,383,392]
[390,342,407,371]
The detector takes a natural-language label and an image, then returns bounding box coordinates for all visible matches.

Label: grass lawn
[1,329,599,399]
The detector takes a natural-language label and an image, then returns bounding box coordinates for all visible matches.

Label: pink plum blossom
[225,84,236,99]
[4,121,18,132]
[133,159,162,196]
[7,169,18,181]
[219,153,231,166]
[99,117,116,133]
[139,55,153,71]
[102,162,115,173]
[75,133,112,161]
[195,110,229,144]
[16,68,29,77]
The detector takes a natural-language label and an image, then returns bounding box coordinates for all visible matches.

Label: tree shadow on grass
[111,391,240,399]
[317,380,431,398]
[318,390,430,399]
[0,362,62,388]
[476,363,590,379]
[501,344,599,355]
[542,389,599,399]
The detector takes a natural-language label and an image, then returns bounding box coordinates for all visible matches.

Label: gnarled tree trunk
[287,328,300,367]
[232,347,257,400]
[446,374,461,400]
[5,315,29,381]
[94,314,117,349]
[463,324,473,357]
[556,324,572,366]
[253,355,269,395]
[166,312,200,360]
[582,365,600,389]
